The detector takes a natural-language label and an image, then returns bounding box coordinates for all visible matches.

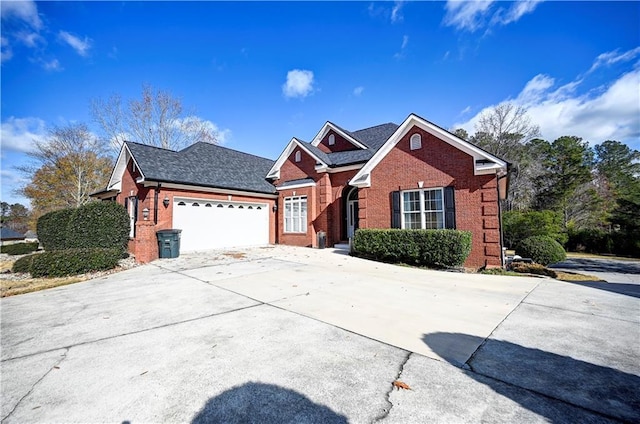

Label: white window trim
[284,196,307,233]
[400,188,444,230]
[328,134,335,145]
[410,133,422,150]
[294,150,301,162]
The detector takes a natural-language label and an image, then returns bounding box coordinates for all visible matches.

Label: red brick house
[266,113,508,268]
[95,113,508,268]
[93,141,278,263]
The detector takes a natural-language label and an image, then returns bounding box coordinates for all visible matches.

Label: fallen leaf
[140,371,148,376]
[53,366,60,369]
[392,380,412,391]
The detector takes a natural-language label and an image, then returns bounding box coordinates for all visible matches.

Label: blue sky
[2,1,639,206]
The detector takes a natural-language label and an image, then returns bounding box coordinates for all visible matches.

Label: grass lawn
[1,275,85,297]
[565,252,639,262]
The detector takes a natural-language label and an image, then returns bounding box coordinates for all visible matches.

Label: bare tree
[18,123,112,217]
[471,103,542,211]
[91,84,218,153]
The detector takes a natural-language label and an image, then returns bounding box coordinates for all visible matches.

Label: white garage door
[173,197,269,252]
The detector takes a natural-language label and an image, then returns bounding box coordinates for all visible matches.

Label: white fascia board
[143,181,278,199]
[266,137,329,180]
[310,122,368,150]
[107,143,145,191]
[275,181,317,191]
[350,114,508,187]
[316,163,364,174]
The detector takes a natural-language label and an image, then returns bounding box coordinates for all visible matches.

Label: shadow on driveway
[550,257,640,298]
[423,332,640,423]
[191,382,348,424]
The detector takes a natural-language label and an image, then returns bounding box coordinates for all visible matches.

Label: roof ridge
[184,141,275,163]
[125,140,179,153]
[352,122,398,133]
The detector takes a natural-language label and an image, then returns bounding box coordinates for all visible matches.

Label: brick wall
[119,159,277,263]
[361,126,502,268]
[317,130,360,153]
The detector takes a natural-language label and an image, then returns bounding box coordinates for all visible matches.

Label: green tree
[534,136,594,227]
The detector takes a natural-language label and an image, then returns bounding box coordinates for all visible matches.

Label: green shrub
[353,229,472,268]
[12,254,36,273]
[503,210,567,248]
[566,227,613,254]
[22,248,122,278]
[66,202,130,251]
[1,242,39,255]
[510,262,558,278]
[37,208,74,251]
[514,235,566,266]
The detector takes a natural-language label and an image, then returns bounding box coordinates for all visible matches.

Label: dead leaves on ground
[392,380,412,391]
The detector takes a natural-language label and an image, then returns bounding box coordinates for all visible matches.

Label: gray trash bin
[317,231,326,249]
[157,229,182,258]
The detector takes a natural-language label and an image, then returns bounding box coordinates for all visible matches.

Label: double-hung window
[284,196,307,233]
[402,188,444,230]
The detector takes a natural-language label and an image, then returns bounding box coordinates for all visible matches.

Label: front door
[347,200,359,238]
[346,187,359,239]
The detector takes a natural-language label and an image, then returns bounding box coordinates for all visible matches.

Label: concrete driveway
[1,246,638,423]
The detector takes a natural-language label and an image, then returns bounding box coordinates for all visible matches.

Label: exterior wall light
[163,196,170,208]
[142,207,150,220]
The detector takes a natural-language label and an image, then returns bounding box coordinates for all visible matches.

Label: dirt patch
[222,251,247,259]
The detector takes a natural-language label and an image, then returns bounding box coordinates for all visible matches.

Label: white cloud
[282,69,315,99]
[394,35,409,59]
[0,0,42,30]
[0,116,46,154]
[443,0,542,32]
[443,0,495,32]
[59,31,92,57]
[453,65,640,148]
[15,30,44,48]
[391,1,404,23]
[588,47,640,73]
[353,86,364,96]
[1,36,12,62]
[41,58,62,71]
[460,105,471,115]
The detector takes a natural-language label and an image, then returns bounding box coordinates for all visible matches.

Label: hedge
[515,235,566,266]
[37,208,75,251]
[12,248,123,278]
[12,254,36,273]
[36,202,130,252]
[1,242,39,255]
[66,202,130,251]
[503,210,567,248]
[353,229,472,268]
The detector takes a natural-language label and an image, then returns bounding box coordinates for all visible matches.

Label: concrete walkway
[1,246,638,423]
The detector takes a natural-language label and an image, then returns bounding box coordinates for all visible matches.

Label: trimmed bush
[503,210,567,248]
[353,229,472,268]
[1,242,39,255]
[37,208,75,251]
[12,254,36,273]
[66,202,130,251]
[514,235,566,266]
[18,248,122,278]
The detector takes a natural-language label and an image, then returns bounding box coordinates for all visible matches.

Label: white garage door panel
[173,199,269,252]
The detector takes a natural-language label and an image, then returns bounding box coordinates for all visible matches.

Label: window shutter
[132,197,138,237]
[391,191,401,228]
[444,187,456,229]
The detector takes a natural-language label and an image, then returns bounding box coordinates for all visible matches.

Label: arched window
[217,204,224,208]
[205,203,212,207]
[328,134,335,145]
[410,133,422,150]
[192,203,200,207]
[294,150,301,162]
[177,201,186,206]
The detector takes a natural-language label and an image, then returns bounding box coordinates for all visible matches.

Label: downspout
[496,165,511,268]
[154,184,160,224]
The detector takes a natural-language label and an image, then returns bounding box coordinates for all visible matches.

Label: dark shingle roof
[0,227,25,240]
[278,178,316,188]
[309,122,400,167]
[126,141,276,194]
